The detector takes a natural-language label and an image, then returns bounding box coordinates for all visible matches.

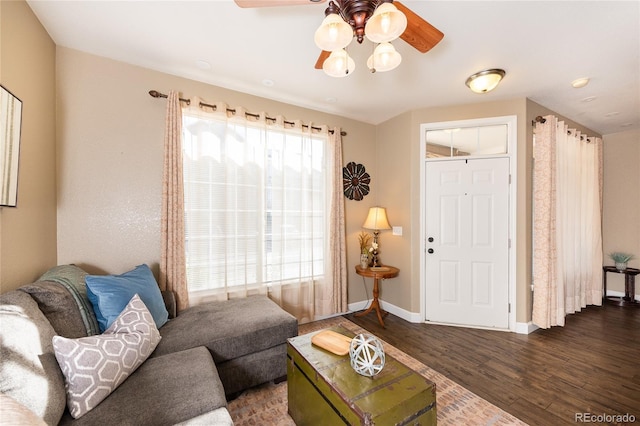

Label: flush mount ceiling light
[465,69,506,93]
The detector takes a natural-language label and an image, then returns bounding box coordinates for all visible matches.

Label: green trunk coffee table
[287,326,437,425]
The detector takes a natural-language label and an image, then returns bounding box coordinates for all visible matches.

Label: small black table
[602,266,640,307]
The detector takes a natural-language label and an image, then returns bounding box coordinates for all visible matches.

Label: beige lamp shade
[363,207,391,230]
[323,49,356,77]
[314,13,353,52]
[366,42,402,73]
[365,2,407,43]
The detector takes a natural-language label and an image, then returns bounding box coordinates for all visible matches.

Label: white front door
[425,158,510,329]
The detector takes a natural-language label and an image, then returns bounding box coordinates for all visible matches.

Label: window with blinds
[182,112,328,300]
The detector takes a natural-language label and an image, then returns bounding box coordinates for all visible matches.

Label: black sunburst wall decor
[342,162,370,201]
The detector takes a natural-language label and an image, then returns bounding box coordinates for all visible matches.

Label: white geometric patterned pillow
[52,294,161,418]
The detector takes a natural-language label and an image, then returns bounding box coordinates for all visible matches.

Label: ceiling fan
[234,0,444,75]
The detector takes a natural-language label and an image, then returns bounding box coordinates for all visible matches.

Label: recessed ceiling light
[325,97,337,103]
[195,60,211,70]
[580,96,597,103]
[571,77,590,88]
[604,111,620,117]
[262,79,275,87]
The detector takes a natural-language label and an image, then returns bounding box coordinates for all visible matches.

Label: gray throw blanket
[39,265,100,336]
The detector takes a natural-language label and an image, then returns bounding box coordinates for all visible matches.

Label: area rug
[227,316,527,425]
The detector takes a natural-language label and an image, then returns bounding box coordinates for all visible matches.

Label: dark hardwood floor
[345,304,640,426]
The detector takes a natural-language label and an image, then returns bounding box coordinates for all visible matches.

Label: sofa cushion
[19,280,88,338]
[0,290,67,425]
[58,346,227,426]
[153,295,298,363]
[86,264,169,332]
[53,294,161,419]
[39,264,100,336]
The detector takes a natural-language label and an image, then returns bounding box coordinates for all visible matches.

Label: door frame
[419,115,518,331]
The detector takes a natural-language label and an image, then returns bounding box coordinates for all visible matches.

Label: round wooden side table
[354,265,399,327]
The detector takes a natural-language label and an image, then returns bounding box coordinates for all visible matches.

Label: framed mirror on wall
[0,85,22,207]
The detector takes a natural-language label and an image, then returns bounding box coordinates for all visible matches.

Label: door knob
[428,237,434,242]
[428,248,434,254]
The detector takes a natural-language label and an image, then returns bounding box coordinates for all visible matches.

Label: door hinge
[509,174,512,184]
[508,238,511,249]
[508,303,511,313]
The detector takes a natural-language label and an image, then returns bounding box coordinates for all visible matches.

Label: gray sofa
[0,265,298,425]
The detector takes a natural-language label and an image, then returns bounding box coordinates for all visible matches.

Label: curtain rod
[149,90,346,137]
[532,115,547,126]
[532,114,594,142]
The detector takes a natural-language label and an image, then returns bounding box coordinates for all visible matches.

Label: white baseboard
[347,299,420,323]
[515,322,538,334]
[349,299,538,334]
[606,290,640,301]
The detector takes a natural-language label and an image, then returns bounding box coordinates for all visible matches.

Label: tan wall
[0,0,57,293]
[370,112,413,311]
[376,98,603,324]
[602,129,640,295]
[56,48,376,304]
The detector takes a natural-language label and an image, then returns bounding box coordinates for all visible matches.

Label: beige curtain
[268,124,348,323]
[325,128,348,316]
[159,90,189,312]
[532,115,603,328]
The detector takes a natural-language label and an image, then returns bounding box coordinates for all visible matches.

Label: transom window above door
[425,124,508,158]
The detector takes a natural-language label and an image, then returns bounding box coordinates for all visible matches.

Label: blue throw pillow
[86,264,169,332]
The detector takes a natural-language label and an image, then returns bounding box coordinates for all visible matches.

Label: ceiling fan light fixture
[314,13,353,51]
[323,49,356,77]
[365,2,407,43]
[367,42,402,73]
[465,68,506,93]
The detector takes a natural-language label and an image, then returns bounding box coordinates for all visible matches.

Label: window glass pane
[182,112,327,296]
[426,124,508,158]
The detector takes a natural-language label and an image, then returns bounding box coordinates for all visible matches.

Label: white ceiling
[27,0,640,136]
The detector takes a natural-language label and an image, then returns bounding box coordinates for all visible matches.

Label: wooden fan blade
[395,1,444,53]
[234,0,325,7]
[315,50,331,69]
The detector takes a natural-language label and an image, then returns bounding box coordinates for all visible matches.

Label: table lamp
[363,207,391,267]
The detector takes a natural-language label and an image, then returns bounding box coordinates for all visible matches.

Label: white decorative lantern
[349,333,385,377]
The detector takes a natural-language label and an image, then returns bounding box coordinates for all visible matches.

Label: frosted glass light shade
[465,69,506,93]
[314,14,353,51]
[363,207,391,230]
[366,42,402,73]
[323,49,356,77]
[365,3,407,43]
